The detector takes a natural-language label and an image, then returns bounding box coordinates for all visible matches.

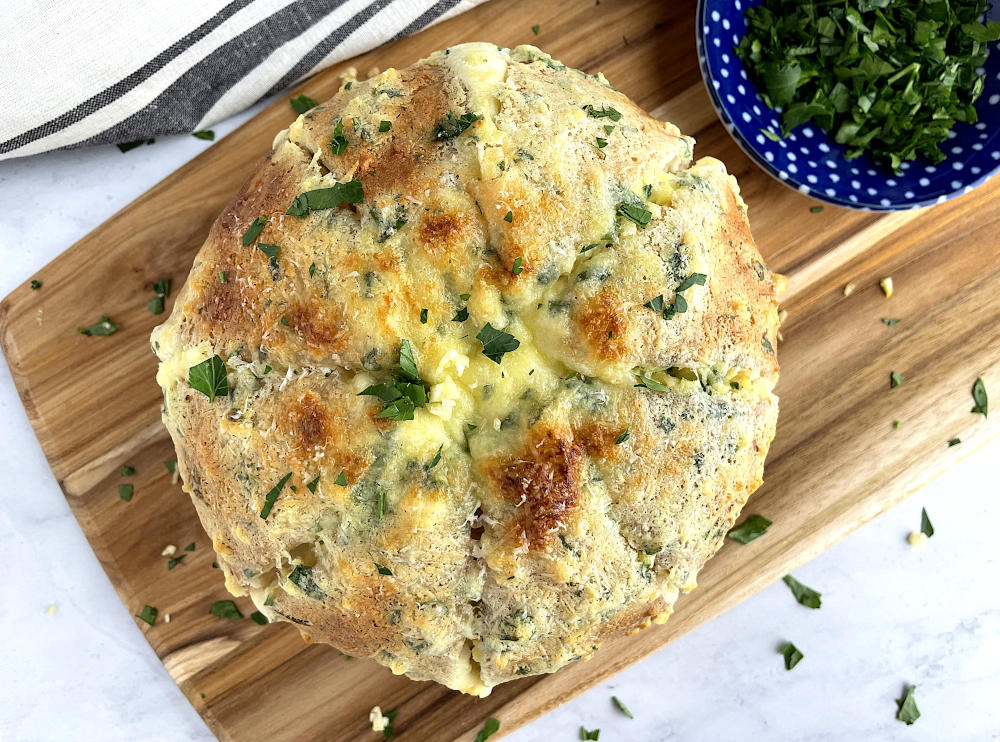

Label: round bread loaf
[152,42,780,696]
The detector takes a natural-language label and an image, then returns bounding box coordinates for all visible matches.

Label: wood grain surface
[2,0,999,739]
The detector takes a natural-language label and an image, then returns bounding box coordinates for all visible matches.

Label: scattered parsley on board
[727,514,772,544]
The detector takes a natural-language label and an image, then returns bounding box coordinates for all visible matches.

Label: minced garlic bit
[369,706,388,732]
[164,613,172,623]
[880,277,893,298]
[45,603,58,616]
[162,544,177,556]
[907,531,927,547]
[843,282,856,297]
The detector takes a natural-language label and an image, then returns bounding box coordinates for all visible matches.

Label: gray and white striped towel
[0,0,487,161]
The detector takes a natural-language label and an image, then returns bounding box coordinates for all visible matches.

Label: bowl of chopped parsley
[697,0,1000,210]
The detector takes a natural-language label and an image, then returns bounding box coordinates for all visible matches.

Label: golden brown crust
[152,43,780,696]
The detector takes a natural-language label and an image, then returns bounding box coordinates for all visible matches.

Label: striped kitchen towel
[0,0,487,160]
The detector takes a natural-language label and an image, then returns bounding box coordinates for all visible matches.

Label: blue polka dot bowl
[696,0,1000,211]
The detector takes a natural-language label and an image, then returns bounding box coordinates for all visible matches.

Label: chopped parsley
[379,120,392,132]
[616,202,652,228]
[375,563,393,576]
[809,205,824,213]
[580,727,600,741]
[288,565,327,599]
[286,180,364,216]
[165,460,177,473]
[30,279,41,290]
[147,278,171,314]
[782,642,804,670]
[210,600,244,619]
[241,215,268,246]
[121,465,135,477]
[512,257,524,275]
[971,377,988,417]
[432,111,483,140]
[460,293,471,301]
[634,374,669,392]
[531,24,540,35]
[250,611,268,625]
[881,318,900,326]
[184,542,195,551]
[135,605,157,626]
[188,355,229,402]
[420,308,428,324]
[78,316,120,336]
[167,556,185,570]
[504,210,513,223]
[335,471,348,486]
[117,138,154,152]
[783,574,822,609]
[890,371,904,389]
[584,105,622,121]
[219,271,227,283]
[727,514,772,544]
[358,340,429,421]
[309,262,317,278]
[473,718,500,742]
[289,94,318,114]
[581,243,600,253]
[645,272,707,320]
[379,709,398,739]
[259,472,292,520]
[453,307,469,322]
[611,696,633,719]
[330,118,348,155]
[920,507,934,538]
[306,475,321,493]
[118,484,134,502]
[948,437,961,447]
[398,339,420,381]
[192,130,215,141]
[896,685,920,725]
[615,426,630,445]
[735,0,1000,171]
[427,444,443,470]
[477,323,520,364]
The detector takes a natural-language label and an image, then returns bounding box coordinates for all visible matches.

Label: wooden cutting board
[2,0,998,739]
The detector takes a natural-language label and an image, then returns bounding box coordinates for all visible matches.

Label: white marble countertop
[1,100,997,742]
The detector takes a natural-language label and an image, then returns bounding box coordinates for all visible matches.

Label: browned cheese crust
[152,43,780,695]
